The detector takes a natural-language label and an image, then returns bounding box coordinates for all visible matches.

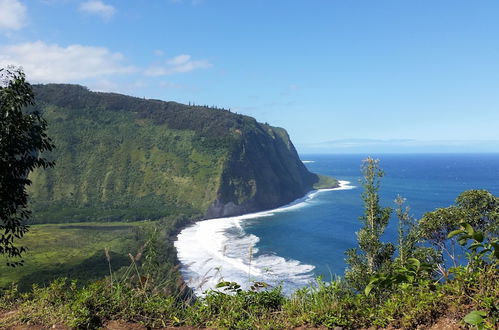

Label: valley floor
[0,222,148,290]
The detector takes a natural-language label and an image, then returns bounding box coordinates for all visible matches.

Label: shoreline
[174,180,354,296]
[197,178,345,223]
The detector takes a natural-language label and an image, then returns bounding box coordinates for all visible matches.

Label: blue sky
[1,0,498,152]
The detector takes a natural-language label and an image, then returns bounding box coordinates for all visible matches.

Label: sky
[1,0,499,153]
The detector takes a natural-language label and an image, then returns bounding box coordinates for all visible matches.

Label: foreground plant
[345,157,394,291]
[448,223,499,328]
[0,67,54,266]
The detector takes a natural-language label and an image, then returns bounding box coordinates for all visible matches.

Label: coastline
[174,180,354,296]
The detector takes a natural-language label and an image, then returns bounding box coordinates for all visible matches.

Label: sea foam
[174,180,354,296]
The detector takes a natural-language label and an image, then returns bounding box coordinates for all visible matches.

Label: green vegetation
[0,214,191,292]
[0,222,145,290]
[0,217,497,329]
[345,157,394,291]
[312,174,339,189]
[0,80,343,328]
[27,98,226,222]
[28,84,324,222]
[1,157,497,329]
[0,68,54,266]
[3,80,496,328]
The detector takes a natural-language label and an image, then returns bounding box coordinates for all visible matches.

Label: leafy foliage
[419,190,499,274]
[0,68,54,266]
[456,190,499,236]
[364,258,433,296]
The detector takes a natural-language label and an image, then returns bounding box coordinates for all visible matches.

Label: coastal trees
[345,157,394,290]
[0,67,54,265]
[418,189,499,272]
[455,189,498,235]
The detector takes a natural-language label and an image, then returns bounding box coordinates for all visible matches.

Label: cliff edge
[27,84,336,223]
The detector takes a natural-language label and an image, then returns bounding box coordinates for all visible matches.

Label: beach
[174,180,354,296]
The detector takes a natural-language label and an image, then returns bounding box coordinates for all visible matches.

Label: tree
[0,67,54,266]
[393,195,440,270]
[345,157,394,290]
[456,189,498,236]
[419,189,498,273]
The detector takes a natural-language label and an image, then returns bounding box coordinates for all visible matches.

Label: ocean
[175,153,499,295]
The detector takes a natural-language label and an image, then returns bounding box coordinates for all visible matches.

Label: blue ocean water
[176,153,499,294]
[243,153,499,279]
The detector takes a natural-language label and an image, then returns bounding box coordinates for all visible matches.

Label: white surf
[174,180,354,296]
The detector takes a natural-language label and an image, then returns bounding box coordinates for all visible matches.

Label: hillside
[27,84,335,223]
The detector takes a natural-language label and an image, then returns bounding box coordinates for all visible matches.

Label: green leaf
[448,229,464,239]
[458,237,469,246]
[472,231,484,243]
[407,258,420,269]
[364,282,374,296]
[216,281,231,288]
[490,242,499,260]
[463,310,486,325]
[461,222,474,236]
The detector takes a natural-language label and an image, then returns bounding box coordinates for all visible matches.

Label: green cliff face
[27,84,333,223]
[207,125,319,217]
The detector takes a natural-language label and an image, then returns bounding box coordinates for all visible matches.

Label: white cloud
[78,0,115,19]
[144,54,212,76]
[0,0,27,31]
[168,54,191,66]
[0,41,136,83]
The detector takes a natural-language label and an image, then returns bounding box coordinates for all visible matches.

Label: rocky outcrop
[206,125,318,218]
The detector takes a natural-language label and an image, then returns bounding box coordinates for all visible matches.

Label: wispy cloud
[78,0,115,19]
[0,41,135,83]
[144,54,212,76]
[0,0,27,32]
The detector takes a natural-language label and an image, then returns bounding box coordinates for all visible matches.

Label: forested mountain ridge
[27,84,335,223]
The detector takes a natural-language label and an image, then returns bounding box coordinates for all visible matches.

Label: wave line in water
[174,180,354,296]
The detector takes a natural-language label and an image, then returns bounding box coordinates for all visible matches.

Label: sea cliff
[27,84,336,223]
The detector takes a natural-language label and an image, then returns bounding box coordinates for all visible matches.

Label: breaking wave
[174,181,354,296]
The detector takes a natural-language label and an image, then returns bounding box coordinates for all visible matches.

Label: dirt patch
[427,317,462,330]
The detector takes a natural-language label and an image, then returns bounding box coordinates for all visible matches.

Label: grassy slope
[28,102,228,223]
[0,222,147,290]
[1,261,497,328]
